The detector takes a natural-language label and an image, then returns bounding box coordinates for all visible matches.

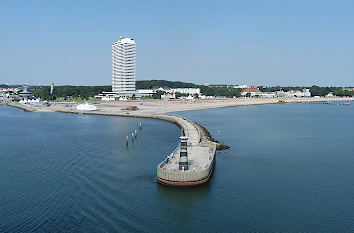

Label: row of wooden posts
[126,122,142,145]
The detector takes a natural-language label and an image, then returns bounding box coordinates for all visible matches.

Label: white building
[112,37,136,97]
[152,87,201,95]
[170,88,201,95]
[178,95,195,100]
[241,88,263,97]
[135,89,156,97]
[161,92,175,100]
[233,85,249,89]
[258,92,276,98]
[275,89,311,98]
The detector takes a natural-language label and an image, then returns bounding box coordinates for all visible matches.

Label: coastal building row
[0,86,38,102]
[153,86,201,95]
[96,36,203,100]
[94,36,313,101]
[241,88,311,98]
[343,87,354,91]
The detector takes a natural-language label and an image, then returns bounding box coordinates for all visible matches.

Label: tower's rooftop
[114,37,135,45]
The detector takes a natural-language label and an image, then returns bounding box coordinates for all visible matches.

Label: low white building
[275,89,311,97]
[170,88,201,95]
[95,89,156,100]
[165,88,201,95]
[135,89,156,97]
[258,92,276,98]
[101,96,115,101]
[241,88,263,97]
[233,85,249,89]
[178,95,195,100]
[152,87,201,95]
[343,87,354,91]
[94,92,117,100]
[161,92,175,100]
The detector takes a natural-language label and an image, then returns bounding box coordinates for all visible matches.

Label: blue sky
[1,0,353,86]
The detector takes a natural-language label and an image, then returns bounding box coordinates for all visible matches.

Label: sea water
[0,103,353,232]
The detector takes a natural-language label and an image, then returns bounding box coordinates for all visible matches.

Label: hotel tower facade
[112,37,136,96]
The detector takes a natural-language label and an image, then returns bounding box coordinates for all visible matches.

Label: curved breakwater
[6,103,221,186]
[54,109,219,186]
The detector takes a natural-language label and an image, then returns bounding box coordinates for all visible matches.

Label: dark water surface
[0,104,353,232]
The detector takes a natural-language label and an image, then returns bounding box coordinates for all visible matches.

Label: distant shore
[4,96,352,115]
[4,97,352,144]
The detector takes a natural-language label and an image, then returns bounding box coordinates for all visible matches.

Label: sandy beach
[28,96,353,115]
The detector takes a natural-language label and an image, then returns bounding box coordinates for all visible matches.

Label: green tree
[175,92,188,98]
[152,91,164,99]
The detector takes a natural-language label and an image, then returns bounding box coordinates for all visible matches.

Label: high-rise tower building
[112,37,136,96]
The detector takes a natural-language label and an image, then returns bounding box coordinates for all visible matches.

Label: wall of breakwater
[7,102,35,112]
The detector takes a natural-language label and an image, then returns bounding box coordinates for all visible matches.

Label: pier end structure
[156,115,216,187]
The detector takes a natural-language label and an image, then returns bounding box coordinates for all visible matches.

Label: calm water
[0,103,353,232]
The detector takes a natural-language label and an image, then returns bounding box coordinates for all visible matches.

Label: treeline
[310,86,353,97]
[29,81,243,100]
[28,82,353,100]
[30,86,111,100]
[199,86,241,97]
[138,80,242,97]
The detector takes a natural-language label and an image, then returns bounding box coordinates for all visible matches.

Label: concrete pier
[156,115,216,187]
[53,108,218,186]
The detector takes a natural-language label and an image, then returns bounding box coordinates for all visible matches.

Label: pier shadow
[155,172,213,200]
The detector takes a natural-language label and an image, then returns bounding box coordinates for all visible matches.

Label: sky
[0,0,353,86]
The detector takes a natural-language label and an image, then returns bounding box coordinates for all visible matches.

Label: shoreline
[3,97,352,150]
[3,97,352,147]
[3,97,352,187]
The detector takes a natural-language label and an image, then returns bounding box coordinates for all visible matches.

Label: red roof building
[241,88,262,93]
